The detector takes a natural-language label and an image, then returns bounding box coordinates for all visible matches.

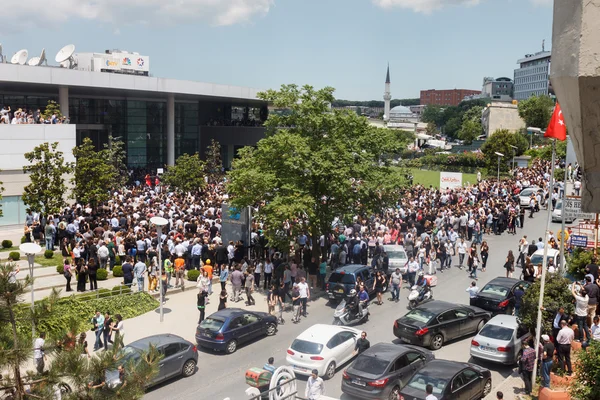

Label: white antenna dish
[55,44,76,68]
[28,57,40,66]
[11,49,28,65]
[39,48,47,65]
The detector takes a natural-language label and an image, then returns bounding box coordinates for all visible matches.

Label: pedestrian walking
[540,334,554,388]
[133,258,147,292]
[504,250,515,278]
[305,369,325,400]
[353,331,370,356]
[407,257,419,286]
[519,341,535,395]
[164,256,174,288]
[92,310,104,351]
[63,258,73,292]
[373,270,385,305]
[556,320,574,375]
[457,238,467,269]
[33,332,46,374]
[219,265,229,291]
[480,241,489,272]
[291,283,302,323]
[245,268,256,306]
[218,290,228,310]
[197,290,208,324]
[389,268,402,302]
[230,265,244,302]
[514,284,525,316]
[277,281,287,324]
[298,277,310,317]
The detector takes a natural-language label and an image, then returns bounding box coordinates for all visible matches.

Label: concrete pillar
[167,94,175,166]
[58,86,69,118]
[551,0,600,212]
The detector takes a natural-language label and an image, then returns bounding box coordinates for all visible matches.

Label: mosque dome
[389,105,413,116]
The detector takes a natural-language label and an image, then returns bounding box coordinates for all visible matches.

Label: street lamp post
[150,216,168,322]
[510,145,518,171]
[527,127,542,149]
[19,242,41,336]
[495,152,504,183]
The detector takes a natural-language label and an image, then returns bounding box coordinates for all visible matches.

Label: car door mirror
[468,312,474,318]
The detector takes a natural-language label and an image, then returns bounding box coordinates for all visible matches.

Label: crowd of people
[0,105,69,124]
[206,118,264,127]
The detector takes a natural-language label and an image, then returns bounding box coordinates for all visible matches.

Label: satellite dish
[27,57,40,66]
[11,49,28,65]
[55,44,76,68]
[19,242,41,254]
[39,48,47,65]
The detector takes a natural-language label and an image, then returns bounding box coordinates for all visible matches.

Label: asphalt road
[144,211,554,400]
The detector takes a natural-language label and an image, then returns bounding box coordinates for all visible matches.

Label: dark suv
[326,264,385,302]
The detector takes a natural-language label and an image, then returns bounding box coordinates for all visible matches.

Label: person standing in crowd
[197,290,208,324]
[584,275,599,326]
[353,331,370,356]
[480,241,489,272]
[513,284,525,316]
[517,236,528,268]
[540,334,554,389]
[111,314,124,345]
[298,277,310,318]
[591,316,600,341]
[63,258,73,292]
[504,250,515,278]
[319,257,327,291]
[218,289,228,310]
[230,265,244,302]
[219,264,229,291]
[121,257,134,288]
[457,238,467,269]
[33,332,46,374]
[164,255,173,288]
[103,311,114,350]
[572,282,591,342]
[264,258,273,290]
[277,281,287,324]
[556,320,574,375]
[305,369,325,400]
[389,268,402,302]
[466,281,479,300]
[407,256,419,286]
[87,258,99,291]
[133,257,147,292]
[519,341,536,395]
[373,270,385,305]
[245,267,256,306]
[174,255,185,290]
[92,310,104,351]
[291,283,302,323]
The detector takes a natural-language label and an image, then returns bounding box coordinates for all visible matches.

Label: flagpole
[531,138,556,387]
[559,158,568,274]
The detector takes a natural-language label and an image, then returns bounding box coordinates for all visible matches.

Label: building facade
[482,77,514,100]
[481,102,525,137]
[420,89,481,106]
[513,51,552,101]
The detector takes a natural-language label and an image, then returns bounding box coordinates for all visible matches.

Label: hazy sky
[2,0,553,100]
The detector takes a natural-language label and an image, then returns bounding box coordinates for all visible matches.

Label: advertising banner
[440,172,463,189]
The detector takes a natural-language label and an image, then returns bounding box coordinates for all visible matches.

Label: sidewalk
[483,371,528,400]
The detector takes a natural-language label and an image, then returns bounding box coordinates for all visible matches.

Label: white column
[58,86,69,118]
[167,94,175,165]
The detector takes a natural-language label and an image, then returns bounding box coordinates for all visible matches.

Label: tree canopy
[227,84,411,252]
[457,106,484,144]
[22,142,73,216]
[72,138,116,209]
[162,153,207,194]
[205,139,224,184]
[517,95,554,129]
[480,129,528,171]
[331,98,420,108]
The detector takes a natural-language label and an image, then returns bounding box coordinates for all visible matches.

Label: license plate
[204,332,211,338]
[401,337,410,343]
[352,379,366,387]
[294,365,307,372]
[337,289,345,293]
[479,345,495,352]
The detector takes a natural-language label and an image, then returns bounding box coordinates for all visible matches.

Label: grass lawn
[410,169,478,188]
[0,246,19,252]
[34,254,63,268]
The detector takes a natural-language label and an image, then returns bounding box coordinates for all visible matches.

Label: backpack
[91,317,97,331]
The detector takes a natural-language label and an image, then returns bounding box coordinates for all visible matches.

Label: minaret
[384,64,391,121]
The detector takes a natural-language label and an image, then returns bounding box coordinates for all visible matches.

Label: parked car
[383,245,409,274]
[341,343,434,400]
[195,308,277,354]
[398,360,492,400]
[117,334,198,387]
[470,315,532,365]
[393,300,490,350]
[469,277,531,315]
[530,248,565,271]
[519,187,541,208]
[552,200,575,223]
[326,265,385,302]
[286,324,361,380]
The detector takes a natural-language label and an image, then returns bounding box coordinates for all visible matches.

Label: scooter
[332,299,369,326]
[407,285,433,309]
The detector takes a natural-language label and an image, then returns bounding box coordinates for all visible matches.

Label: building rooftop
[517,51,551,64]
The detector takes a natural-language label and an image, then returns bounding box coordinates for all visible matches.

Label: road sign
[577,222,596,249]
[570,234,588,247]
[564,197,596,221]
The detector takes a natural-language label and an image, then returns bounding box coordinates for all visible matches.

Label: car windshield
[404,309,436,324]
[530,254,554,265]
[291,339,323,355]
[406,373,447,395]
[555,202,562,210]
[480,284,509,297]
[200,317,225,331]
[386,251,407,260]
[352,355,390,375]
[479,324,514,341]
[328,273,356,285]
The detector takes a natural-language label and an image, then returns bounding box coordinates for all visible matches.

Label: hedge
[20,236,27,244]
[112,265,124,277]
[9,251,20,261]
[111,285,131,295]
[16,292,159,337]
[115,256,122,266]
[44,250,54,259]
[96,268,108,281]
[187,270,200,281]
[2,240,13,249]
[56,264,64,275]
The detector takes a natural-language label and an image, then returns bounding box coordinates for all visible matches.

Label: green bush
[20,236,26,244]
[44,250,54,259]
[567,247,594,280]
[2,240,13,249]
[8,251,20,261]
[111,285,132,295]
[77,288,112,301]
[187,269,200,281]
[112,265,124,277]
[115,256,122,266]
[20,292,159,337]
[571,340,600,399]
[96,268,108,281]
[56,264,64,275]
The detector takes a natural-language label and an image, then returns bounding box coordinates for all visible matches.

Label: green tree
[457,106,483,144]
[72,138,114,209]
[517,95,554,129]
[481,129,528,171]
[22,142,73,216]
[205,139,223,184]
[421,105,444,126]
[571,340,600,400]
[426,122,437,135]
[444,116,462,139]
[567,247,595,279]
[162,153,207,193]
[41,100,63,121]
[227,84,409,253]
[104,135,128,190]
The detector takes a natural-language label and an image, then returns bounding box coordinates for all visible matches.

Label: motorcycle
[332,299,369,326]
[407,285,433,309]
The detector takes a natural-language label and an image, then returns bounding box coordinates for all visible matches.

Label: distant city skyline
[1,0,553,100]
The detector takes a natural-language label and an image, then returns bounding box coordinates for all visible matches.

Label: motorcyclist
[415,271,430,301]
[358,285,369,315]
[346,289,359,318]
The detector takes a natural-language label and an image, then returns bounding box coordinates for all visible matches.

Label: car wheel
[182,359,196,377]
[516,350,523,366]
[324,361,336,380]
[430,333,444,350]
[388,385,401,400]
[225,340,237,354]
[409,300,418,310]
[266,323,277,336]
[332,318,342,326]
[482,378,492,397]
[476,319,486,332]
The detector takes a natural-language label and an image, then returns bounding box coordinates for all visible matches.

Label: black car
[393,301,490,350]
[342,343,434,400]
[399,360,492,400]
[469,277,531,315]
[326,264,386,302]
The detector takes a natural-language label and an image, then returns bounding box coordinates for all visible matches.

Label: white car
[286,324,361,380]
[518,187,540,208]
[384,245,408,274]
[551,200,575,223]
[530,248,565,271]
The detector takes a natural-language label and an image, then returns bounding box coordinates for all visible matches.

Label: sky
[1,0,554,100]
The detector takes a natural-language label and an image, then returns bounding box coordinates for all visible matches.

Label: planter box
[550,372,574,387]
[539,387,571,400]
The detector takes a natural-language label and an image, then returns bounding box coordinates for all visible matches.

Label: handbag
[64,269,72,279]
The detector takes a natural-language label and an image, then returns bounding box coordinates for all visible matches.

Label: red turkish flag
[544,103,567,141]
